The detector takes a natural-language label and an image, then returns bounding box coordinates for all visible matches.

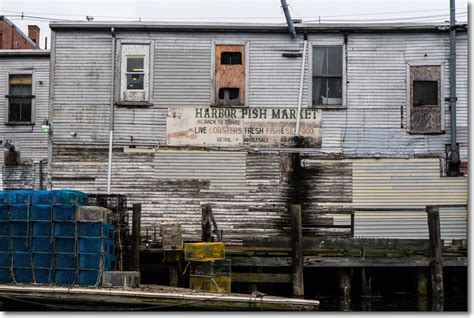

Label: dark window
[312,46,343,106]
[219,88,240,100]
[8,74,33,123]
[413,81,438,106]
[126,56,145,90]
[221,52,242,65]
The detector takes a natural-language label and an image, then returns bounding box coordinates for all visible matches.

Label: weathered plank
[232,273,291,284]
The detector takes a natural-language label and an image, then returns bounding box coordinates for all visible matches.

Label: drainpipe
[448,0,460,175]
[281,0,297,38]
[107,27,115,194]
[295,39,307,136]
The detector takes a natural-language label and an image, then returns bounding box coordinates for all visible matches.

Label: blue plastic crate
[0,252,11,267]
[12,252,31,268]
[32,237,52,253]
[79,253,101,270]
[32,191,54,205]
[55,269,76,285]
[53,205,76,221]
[10,221,28,236]
[0,191,4,204]
[53,190,88,205]
[0,268,12,283]
[79,270,100,286]
[9,204,29,221]
[31,205,52,221]
[13,268,33,284]
[55,238,76,253]
[0,221,9,235]
[32,221,52,236]
[78,238,115,254]
[33,252,52,269]
[33,268,52,284]
[78,222,114,238]
[55,253,77,269]
[0,236,10,251]
[6,190,32,205]
[12,237,30,252]
[54,222,76,237]
[0,204,7,221]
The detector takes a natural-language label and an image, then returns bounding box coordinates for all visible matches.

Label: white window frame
[309,41,346,108]
[210,40,249,107]
[405,60,446,133]
[5,70,35,125]
[117,40,154,105]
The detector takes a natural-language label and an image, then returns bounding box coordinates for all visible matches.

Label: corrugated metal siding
[0,55,50,189]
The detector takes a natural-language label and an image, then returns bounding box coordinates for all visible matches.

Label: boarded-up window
[215,45,245,106]
[312,46,343,106]
[7,74,34,123]
[120,44,151,104]
[409,65,442,134]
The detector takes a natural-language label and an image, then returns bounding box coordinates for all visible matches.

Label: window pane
[127,56,144,72]
[327,47,342,75]
[219,87,240,100]
[8,98,32,122]
[9,74,32,96]
[312,77,324,105]
[327,78,342,99]
[313,47,326,76]
[221,52,242,65]
[413,80,438,106]
[313,77,342,105]
[126,74,144,90]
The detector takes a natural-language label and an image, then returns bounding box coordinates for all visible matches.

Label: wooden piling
[417,269,429,311]
[131,203,142,272]
[426,205,444,311]
[338,268,351,311]
[290,204,304,298]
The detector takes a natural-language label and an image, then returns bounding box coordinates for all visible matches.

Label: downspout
[281,0,297,39]
[448,0,460,175]
[295,38,307,136]
[107,27,115,194]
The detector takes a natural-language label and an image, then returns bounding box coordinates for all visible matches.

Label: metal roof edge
[49,21,468,33]
[0,49,50,56]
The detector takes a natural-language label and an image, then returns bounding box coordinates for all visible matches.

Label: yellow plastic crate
[183,242,225,261]
[190,274,231,293]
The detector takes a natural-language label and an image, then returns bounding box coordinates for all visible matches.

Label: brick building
[0,16,39,49]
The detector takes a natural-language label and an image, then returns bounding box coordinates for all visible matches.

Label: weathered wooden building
[47,22,468,245]
[0,49,50,189]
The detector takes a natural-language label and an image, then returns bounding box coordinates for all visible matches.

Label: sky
[0,0,470,50]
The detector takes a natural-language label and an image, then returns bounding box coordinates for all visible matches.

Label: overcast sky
[0,0,469,50]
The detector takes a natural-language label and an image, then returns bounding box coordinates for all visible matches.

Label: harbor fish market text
[166,107,321,147]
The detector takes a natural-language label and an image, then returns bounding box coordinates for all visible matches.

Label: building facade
[48,22,468,244]
[0,17,40,49]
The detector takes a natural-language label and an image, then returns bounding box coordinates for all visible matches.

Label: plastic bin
[6,190,31,205]
[12,236,30,252]
[54,222,76,237]
[9,204,29,221]
[0,268,11,283]
[78,238,114,254]
[12,252,31,268]
[53,205,76,222]
[0,204,8,221]
[0,221,9,235]
[31,205,52,221]
[54,238,76,253]
[53,190,88,206]
[55,253,77,269]
[78,222,114,238]
[79,270,100,286]
[33,252,52,269]
[55,269,76,285]
[10,221,28,236]
[12,268,33,284]
[184,242,225,262]
[0,236,10,251]
[32,221,52,236]
[32,237,52,253]
[33,268,52,284]
[32,191,54,205]
[0,252,11,267]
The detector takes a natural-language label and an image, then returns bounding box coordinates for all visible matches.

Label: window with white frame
[120,43,151,104]
[6,73,34,123]
[312,46,343,107]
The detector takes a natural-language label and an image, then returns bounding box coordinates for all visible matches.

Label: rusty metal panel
[214,45,245,106]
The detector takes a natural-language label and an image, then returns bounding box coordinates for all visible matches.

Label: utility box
[102,271,140,288]
[160,222,183,250]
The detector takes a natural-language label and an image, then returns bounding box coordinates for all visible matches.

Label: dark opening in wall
[219,87,240,100]
[413,81,438,106]
[221,52,242,65]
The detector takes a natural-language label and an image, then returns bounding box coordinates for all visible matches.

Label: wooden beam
[290,204,304,298]
[131,203,141,272]
[232,273,292,284]
[427,205,444,311]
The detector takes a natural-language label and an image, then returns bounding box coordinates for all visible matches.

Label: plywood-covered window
[6,73,34,124]
[120,43,151,104]
[214,45,245,107]
[408,65,442,134]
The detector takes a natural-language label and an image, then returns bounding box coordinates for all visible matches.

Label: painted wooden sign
[166,107,321,147]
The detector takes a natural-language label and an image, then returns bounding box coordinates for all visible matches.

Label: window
[408,65,443,134]
[214,44,246,106]
[312,46,343,106]
[119,43,152,104]
[7,74,34,123]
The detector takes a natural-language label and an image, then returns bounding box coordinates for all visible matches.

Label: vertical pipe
[449,0,459,163]
[295,40,307,136]
[290,204,304,298]
[131,203,141,272]
[107,28,116,194]
[280,0,297,38]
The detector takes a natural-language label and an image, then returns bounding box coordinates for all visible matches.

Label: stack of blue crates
[0,189,116,287]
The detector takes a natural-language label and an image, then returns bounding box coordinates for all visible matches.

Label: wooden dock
[0,284,319,311]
